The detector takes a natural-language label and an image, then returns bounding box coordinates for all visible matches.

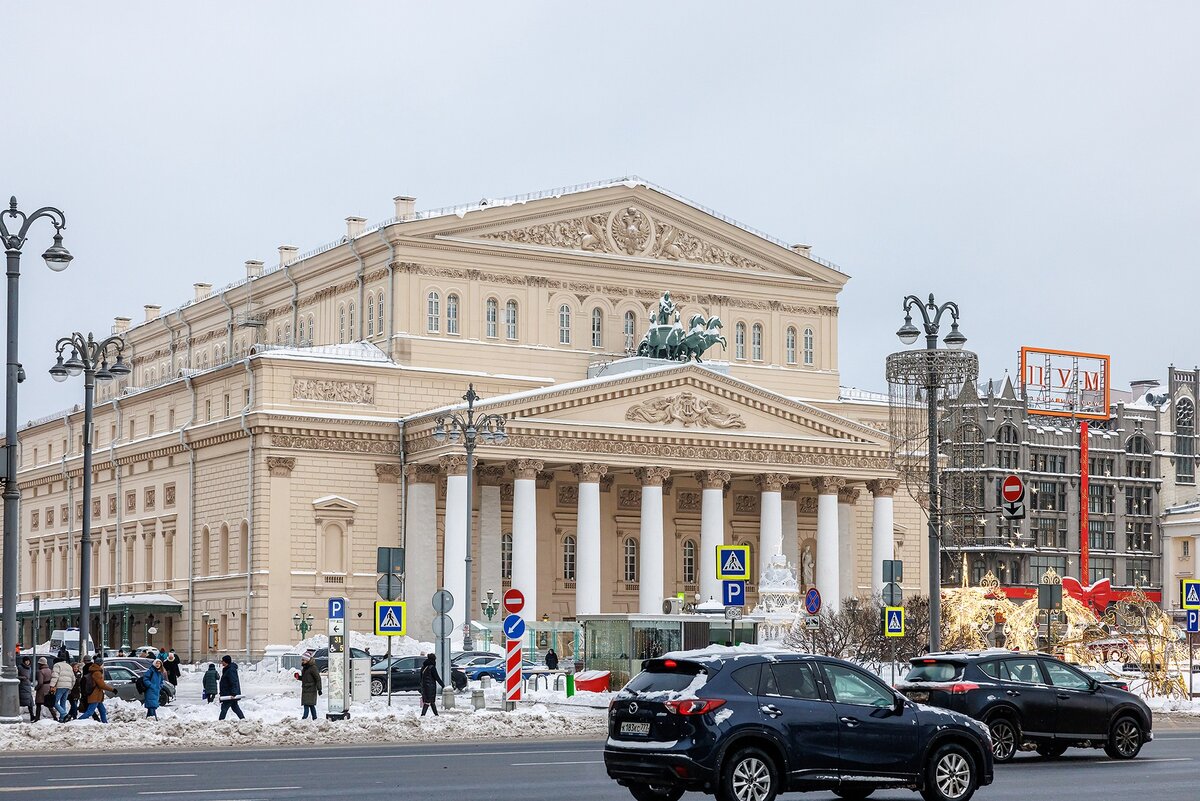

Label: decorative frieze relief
[676,490,702,513]
[733,494,759,515]
[618,486,642,510]
[797,496,818,514]
[625,391,746,430]
[270,434,399,455]
[557,484,578,507]
[292,378,375,405]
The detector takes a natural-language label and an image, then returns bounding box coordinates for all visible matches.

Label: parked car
[48,628,96,661]
[1078,667,1130,692]
[896,651,1152,763]
[605,649,993,801]
[369,655,467,695]
[104,665,176,706]
[452,650,501,667]
[311,647,372,674]
[103,657,156,675]
[462,656,538,682]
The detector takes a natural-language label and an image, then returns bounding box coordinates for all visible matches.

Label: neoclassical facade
[3,178,927,657]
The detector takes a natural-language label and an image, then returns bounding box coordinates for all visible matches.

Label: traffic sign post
[1187,609,1199,634]
[503,588,525,616]
[884,607,905,637]
[1000,474,1026,521]
[716,545,751,580]
[432,589,454,707]
[724,606,743,620]
[1182,579,1200,610]
[722,580,746,607]
[326,596,350,720]
[503,612,526,709]
[376,573,403,602]
[804,588,822,616]
[374,601,406,636]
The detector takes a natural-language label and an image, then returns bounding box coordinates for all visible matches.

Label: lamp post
[886,294,977,653]
[1,197,72,722]
[433,384,507,652]
[49,333,131,663]
[480,588,499,652]
[292,602,314,639]
[200,612,210,656]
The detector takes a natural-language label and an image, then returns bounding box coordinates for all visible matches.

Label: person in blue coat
[218,655,245,720]
[142,660,165,718]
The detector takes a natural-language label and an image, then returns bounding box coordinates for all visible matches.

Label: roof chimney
[346,216,367,238]
[1130,379,1161,394]
[278,245,299,268]
[144,304,161,322]
[791,244,812,256]
[193,283,212,302]
[245,259,264,279]
[113,316,131,335]
[393,196,416,221]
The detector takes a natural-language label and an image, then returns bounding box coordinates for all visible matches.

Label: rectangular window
[1185,540,1191,558]
[1032,481,1065,511]
[1087,519,1115,551]
[997,447,1019,470]
[1029,555,1066,580]
[1126,457,1151,479]
[1088,484,1114,515]
[1031,453,1067,473]
[1089,456,1115,477]
[168,409,175,429]
[1125,486,1152,516]
[1033,517,1067,549]
[224,394,231,417]
[1126,521,1153,552]
[148,414,155,435]
[1125,558,1152,587]
[205,400,212,422]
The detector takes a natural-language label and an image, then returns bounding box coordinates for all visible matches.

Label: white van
[48,628,96,659]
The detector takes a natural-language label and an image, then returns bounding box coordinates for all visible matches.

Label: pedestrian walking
[51,652,74,722]
[202,663,219,702]
[142,660,165,719]
[544,648,559,671]
[34,657,55,721]
[298,651,322,720]
[64,662,84,721]
[419,653,444,717]
[75,658,113,723]
[163,651,181,686]
[17,656,35,721]
[218,655,245,720]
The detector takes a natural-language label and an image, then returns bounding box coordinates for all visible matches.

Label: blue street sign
[328,597,346,620]
[722,580,746,607]
[503,613,526,641]
[374,601,407,636]
[1183,579,1200,610]
[804,588,822,616]
[885,607,905,637]
[716,545,751,580]
[1188,609,1200,634]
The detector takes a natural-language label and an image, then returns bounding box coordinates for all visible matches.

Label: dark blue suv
[604,650,993,801]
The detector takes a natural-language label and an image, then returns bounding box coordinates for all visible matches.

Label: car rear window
[905,661,963,682]
[626,661,708,695]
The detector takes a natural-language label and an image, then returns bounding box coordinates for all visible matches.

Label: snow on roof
[253,342,393,365]
[2,592,181,616]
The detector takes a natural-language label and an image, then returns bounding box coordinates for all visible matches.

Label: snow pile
[292,632,433,658]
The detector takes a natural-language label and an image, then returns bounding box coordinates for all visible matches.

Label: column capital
[810,476,845,495]
[634,466,671,487]
[866,478,902,498]
[439,454,468,476]
[404,463,440,484]
[375,463,401,484]
[572,462,608,484]
[266,456,296,477]
[694,469,731,490]
[507,458,544,481]
[837,486,861,505]
[476,465,506,487]
[755,473,790,493]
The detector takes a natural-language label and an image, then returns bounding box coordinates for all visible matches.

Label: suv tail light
[664,698,726,716]
[948,682,980,694]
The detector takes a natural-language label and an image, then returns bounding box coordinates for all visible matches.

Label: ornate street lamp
[433,384,507,651]
[0,197,72,722]
[292,602,314,639]
[480,588,500,622]
[886,294,978,653]
[49,332,130,662]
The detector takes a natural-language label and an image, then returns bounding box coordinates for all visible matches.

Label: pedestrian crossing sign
[374,600,407,636]
[1182,579,1200,610]
[716,545,751,580]
[884,606,905,637]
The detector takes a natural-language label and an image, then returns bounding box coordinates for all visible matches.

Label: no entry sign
[1001,475,1025,504]
[503,588,525,616]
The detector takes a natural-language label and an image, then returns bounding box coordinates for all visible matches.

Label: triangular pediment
[420,182,844,286]
[312,495,359,513]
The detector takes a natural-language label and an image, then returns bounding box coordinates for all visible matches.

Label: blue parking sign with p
[328,597,346,619]
[1188,609,1200,634]
[722,580,745,607]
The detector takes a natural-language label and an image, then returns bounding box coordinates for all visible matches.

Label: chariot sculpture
[635,291,727,362]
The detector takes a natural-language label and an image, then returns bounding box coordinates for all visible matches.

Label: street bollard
[566,673,575,698]
[504,699,516,712]
[472,689,485,711]
[442,686,456,710]
[480,674,492,689]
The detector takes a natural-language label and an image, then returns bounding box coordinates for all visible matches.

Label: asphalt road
[1,726,1198,800]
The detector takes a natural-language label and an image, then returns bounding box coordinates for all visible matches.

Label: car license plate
[906,691,929,702]
[620,722,651,736]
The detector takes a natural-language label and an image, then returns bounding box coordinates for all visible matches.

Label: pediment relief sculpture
[478,205,768,271]
[625,391,746,430]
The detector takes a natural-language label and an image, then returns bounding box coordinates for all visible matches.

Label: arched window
[591,308,603,348]
[297,317,305,345]
[447,293,460,334]
[200,526,210,577]
[624,310,637,350]
[1125,434,1152,478]
[284,322,291,344]
[559,304,572,345]
[486,298,498,338]
[274,325,281,345]
[505,300,518,340]
[501,533,513,580]
[348,302,356,340]
[377,290,385,334]
[803,327,814,365]
[563,535,576,581]
[752,323,763,360]
[366,292,375,337]
[786,327,797,364]
[322,523,344,573]
[307,314,315,344]
[623,538,638,583]
[338,304,347,343]
[427,291,440,333]
[683,539,696,585]
[735,323,746,360]
[218,524,230,574]
[1178,398,1195,485]
[239,520,249,573]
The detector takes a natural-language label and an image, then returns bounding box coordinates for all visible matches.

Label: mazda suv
[895,650,1152,762]
[605,650,993,801]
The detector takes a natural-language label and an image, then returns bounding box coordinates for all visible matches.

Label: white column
[812,476,844,612]
[838,486,860,601]
[782,493,799,571]
[404,465,439,642]
[868,479,900,594]
[636,467,670,614]
[574,463,607,615]
[477,466,504,606]
[697,470,731,604]
[509,459,543,622]
[440,454,469,643]
[756,474,788,570]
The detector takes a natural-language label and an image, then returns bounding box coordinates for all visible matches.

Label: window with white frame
[486,298,498,338]
[366,293,375,336]
[506,300,518,340]
[559,304,572,345]
[348,302,356,339]
[786,327,797,364]
[735,323,746,360]
[683,539,696,584]
[563,535,576,580]
[803,327,814,365]
[376,291,385,334]
[591,308,603,348]
[307,314,315,344]
[623,537,638,582]
[338,304,346,343]
[752,323,763,360]
[501,533,512,579]
[427,291,440,333]
[624,310,636,350]
[447,293,459,334]
[1178,398,1195,484]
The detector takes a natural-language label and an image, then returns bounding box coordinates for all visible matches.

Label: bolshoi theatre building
[6,178,928,658]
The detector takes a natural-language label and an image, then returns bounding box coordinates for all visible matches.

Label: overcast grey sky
[5,2,1198,421]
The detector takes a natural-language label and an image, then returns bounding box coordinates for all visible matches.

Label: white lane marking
[510,760,603,766]
[1,748,599,770]
[50,773,197,781]
[0,784,138,793]
[1095,757,1191,764]
[138,787,302,796]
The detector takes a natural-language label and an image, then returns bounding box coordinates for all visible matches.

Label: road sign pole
[386,634,393,707]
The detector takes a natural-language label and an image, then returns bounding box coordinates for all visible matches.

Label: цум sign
[1020,347,1110,420]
